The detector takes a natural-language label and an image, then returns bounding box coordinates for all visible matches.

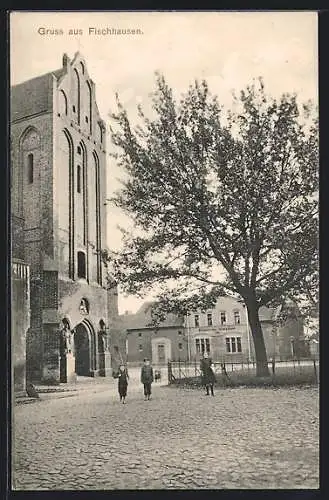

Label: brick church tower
[11,52,120,384]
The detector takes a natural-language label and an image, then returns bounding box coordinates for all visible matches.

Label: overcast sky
[10,11,318,313]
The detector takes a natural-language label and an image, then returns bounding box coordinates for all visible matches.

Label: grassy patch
[170,368,318,389]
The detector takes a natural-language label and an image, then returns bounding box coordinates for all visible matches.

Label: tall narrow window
[77,251,86,278]
[73,69,80,124]
[77,165,81,193]
[207,313,213,326]
[87,82,92,134]
[59,90,68,116]
[234,311,241,324]
[194,314,199,327]
[220,312,226,325]
[27,153,33,184]
[93,152,101,284]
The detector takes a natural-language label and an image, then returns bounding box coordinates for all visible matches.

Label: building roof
[119,298,297,333]
[11,72,56,122]
[120,302,185,331]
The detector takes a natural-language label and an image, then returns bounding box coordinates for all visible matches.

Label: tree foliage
[105,75,318,376]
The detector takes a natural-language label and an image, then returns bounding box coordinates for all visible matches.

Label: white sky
[10,11,318,314]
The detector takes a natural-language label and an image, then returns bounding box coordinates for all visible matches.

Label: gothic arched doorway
[74,321,96,376]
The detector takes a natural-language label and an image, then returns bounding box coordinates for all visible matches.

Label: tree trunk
[246,301,270,377]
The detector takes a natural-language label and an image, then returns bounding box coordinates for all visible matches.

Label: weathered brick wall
[12,261,30,393]
[11,215,25,260]
[11,75,55,264]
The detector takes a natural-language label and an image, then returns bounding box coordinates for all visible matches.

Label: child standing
[141,358,154,401]
[118,364,129,404]
[200,351,216,396]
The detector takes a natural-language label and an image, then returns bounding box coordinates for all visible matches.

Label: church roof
[11,72,55,122]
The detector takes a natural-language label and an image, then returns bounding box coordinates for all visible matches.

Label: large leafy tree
[105,75,318,376]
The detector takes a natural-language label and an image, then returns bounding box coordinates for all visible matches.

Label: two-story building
[123,296,304,364]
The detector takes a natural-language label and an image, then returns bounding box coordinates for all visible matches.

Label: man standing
[141,358,154,401]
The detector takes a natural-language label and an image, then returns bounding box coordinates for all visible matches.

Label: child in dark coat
[118,364,129,404]
[200,352,216,396]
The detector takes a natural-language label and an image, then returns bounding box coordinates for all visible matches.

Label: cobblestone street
[13,380,319,490]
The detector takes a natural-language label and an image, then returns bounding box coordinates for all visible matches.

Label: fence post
[167,361,172,384]
[271,359,275,375]
[178,357,181,379]
[313,359,318,384]
[194,357,197,376]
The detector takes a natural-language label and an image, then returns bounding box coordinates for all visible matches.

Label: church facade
[11,52,122,384]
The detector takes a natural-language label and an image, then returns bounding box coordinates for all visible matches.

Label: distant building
[120,303,185,365]
[11,52,121,384]
[122,296,304,364]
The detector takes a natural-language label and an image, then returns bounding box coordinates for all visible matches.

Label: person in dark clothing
[118,364,129,404]
[200,351,216,396]
[141,358,154,400]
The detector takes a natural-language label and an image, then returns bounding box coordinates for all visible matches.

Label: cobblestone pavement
[12,381,319,490]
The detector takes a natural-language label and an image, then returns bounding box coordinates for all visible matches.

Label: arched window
[27,153,33,183]
[77,164,81,193]
[73,69,81,124]
[98,123,103,144]
[59,90,68,115]
[86,81,92,134]
[93,152,101,284]
[61,129,74,279]
[77,251,86,278]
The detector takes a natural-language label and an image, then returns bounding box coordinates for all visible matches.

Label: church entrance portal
[74,321,96,376]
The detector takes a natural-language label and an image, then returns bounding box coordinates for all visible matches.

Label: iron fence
[167,358,319,385]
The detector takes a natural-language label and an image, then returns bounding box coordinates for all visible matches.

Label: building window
[85,116,89,123]
[178,330,183,336]
[139,344,143,352]
[220,312,227,325]
[77,165,81,193]
[178,343,183,351]
[77,145,81,155]
[195,337,210,354]
[207,313,213,326]
[77,251,86,278]
[138,332,142,337]
[194,314,199,327]
[72,105,76,112]
[27,153,33,184]
[226,337,242,353]
[234,311,241,324]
